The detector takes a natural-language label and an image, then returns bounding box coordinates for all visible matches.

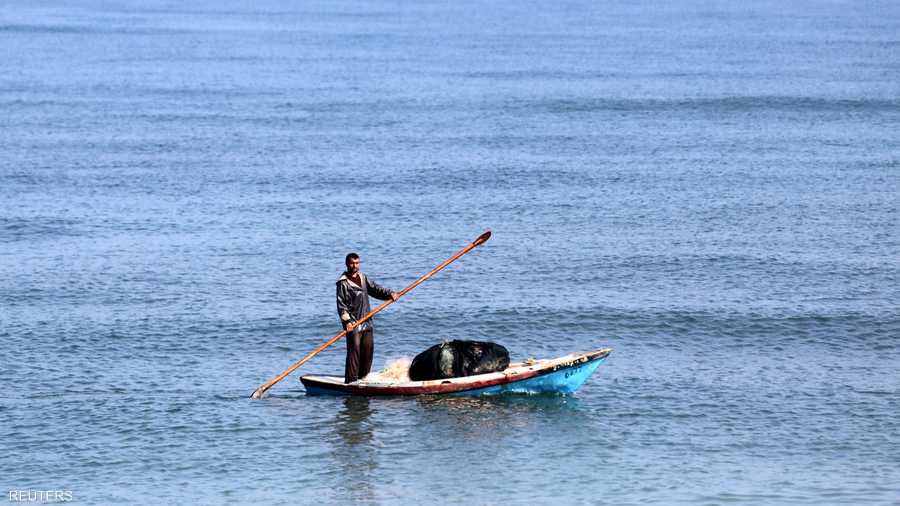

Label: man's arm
[336,282,353,329]
[366,276,398,301]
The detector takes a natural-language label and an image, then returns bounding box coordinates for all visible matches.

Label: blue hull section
[449,355,605,396]
[304,383,354,396]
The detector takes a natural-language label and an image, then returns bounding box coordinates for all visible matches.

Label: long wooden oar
[250,230,492,399]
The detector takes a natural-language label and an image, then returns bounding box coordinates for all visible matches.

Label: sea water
[2,1,899,504]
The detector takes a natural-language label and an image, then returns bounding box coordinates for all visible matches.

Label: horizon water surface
[2,1,900,505]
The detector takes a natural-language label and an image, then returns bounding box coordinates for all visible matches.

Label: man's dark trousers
[345,328,374,383]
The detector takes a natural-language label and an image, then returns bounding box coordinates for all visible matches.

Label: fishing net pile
[364,358,412,382]
[408,340,509,381]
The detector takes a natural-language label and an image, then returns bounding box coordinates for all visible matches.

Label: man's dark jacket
[336,272,393,331]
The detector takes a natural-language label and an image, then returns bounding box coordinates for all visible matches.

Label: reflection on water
[417,394,584,413]
[413,395,587,441]
[329,397,377,504]
[334,397,375,446]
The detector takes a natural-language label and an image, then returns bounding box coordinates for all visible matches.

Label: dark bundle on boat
[409,340,510,381]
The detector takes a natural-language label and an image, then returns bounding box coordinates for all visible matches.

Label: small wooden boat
[300,348,611,396]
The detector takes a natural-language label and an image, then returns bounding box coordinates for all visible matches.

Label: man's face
[346,258,360,274]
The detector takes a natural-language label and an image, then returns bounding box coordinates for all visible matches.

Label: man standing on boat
[336,253,399,383]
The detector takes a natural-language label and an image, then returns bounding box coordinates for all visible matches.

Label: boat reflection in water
[329,397,377,503]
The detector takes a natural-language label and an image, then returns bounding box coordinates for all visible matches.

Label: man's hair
[345,252,360,265]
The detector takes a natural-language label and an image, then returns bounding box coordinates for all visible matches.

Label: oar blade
[474,230,492,246]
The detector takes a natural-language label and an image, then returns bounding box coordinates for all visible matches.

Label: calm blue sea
[2,1,899,504]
